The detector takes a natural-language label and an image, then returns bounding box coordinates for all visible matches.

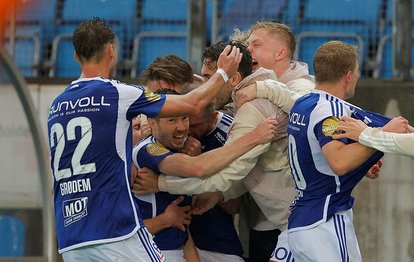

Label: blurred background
[0,0,413,261]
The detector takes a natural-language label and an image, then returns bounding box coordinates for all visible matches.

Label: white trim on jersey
[115,80,144,230]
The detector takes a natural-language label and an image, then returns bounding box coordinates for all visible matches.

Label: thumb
[172,196,184,205]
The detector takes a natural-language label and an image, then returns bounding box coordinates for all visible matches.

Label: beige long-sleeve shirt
[158,68,314,230]
[359,127,414,158]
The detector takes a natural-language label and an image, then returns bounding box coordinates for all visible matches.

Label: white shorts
[196,248,245,262]
[161,249,186,262]
[269,229,294,262]
[62,227,166,262]
[288,209,361,262]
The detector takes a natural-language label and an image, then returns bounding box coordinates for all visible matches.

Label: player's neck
[80,62,111,79]
[316,83,346,100]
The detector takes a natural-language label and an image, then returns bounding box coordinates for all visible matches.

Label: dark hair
[72,17,116,62]
[153,88,180,95]
[201,41,227,67]
[201,40,252,78]
[229,40,253,78]
[140,55,193,86]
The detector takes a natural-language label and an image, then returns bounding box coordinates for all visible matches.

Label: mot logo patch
[322,117,340,136]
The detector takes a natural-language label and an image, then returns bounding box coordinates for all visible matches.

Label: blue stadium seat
[281,0,301,30]
[48,34,79,78]
[140,0,188,32]
[295,0,382,77]
[295,33,363,75]
[218,0,286,41]
[5,0,56,76]
[131,32,187,77]
[5,35,41,77]
[49,0,134,77]
[0,215,25,257]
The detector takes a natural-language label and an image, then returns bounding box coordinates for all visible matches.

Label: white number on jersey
[288,134,307,190]
[50,116,96,181]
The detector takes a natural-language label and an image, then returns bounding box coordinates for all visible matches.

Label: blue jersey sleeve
[136,142,174,173]
[127,87,166,120]
[351,108,391,127]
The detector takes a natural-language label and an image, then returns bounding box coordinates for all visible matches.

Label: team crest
[322,117,341,136]
[144,90,161,102]
[146,143,170,156]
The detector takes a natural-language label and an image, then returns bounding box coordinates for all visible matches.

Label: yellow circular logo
[322,117,340,136]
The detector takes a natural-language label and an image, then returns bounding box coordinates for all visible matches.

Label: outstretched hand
[332,116,369,141]
[132,167,160,195]
[217,45,243,80]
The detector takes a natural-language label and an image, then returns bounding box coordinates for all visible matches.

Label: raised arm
[159,45,242,117]
[157,117,277,177]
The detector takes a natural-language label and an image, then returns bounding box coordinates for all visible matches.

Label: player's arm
[235,78,314,113]
[333,115,414,157]
[158,102,273,194]
[157,116,277,178]
[144,196,191,235]
[322,140,377,176]
[159,46,242,118]
[183,232,200,262]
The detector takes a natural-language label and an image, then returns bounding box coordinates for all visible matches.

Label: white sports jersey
[47,77,166,253]
[287,90,389,231]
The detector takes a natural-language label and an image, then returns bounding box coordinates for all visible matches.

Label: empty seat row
[5,0,413,79]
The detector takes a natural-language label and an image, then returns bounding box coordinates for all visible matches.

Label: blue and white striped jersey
[47,77,165,253]
[287,90,389,231]
[132,135,192,250]
[190,112,244,257]
[199,112,233,152]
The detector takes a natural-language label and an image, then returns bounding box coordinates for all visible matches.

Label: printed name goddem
[60,178,91,196]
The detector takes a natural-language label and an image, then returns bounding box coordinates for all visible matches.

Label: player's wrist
[216,68,229,83]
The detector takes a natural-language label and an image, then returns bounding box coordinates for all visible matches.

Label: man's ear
[230,71,242,86]
[275,47,288,61]
[344,70,353,82]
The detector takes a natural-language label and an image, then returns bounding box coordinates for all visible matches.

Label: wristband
[216,68,229,83]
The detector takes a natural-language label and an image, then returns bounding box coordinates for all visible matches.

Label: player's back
[47,77,165,253]
[287,90,384,231]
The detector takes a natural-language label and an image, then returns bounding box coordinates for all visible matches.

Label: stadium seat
[0,215,25,256]
[218,0,286,41]
[140,0,188,32]
[128,32,187,78]
[47,0,135,78]
[5,35,41,77]
[295,33,364,75]
[295,0,382,77]
[5,0,56,77]
[129,0,189,77]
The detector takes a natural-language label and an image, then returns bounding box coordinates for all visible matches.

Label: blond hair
[250,21,296,59]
